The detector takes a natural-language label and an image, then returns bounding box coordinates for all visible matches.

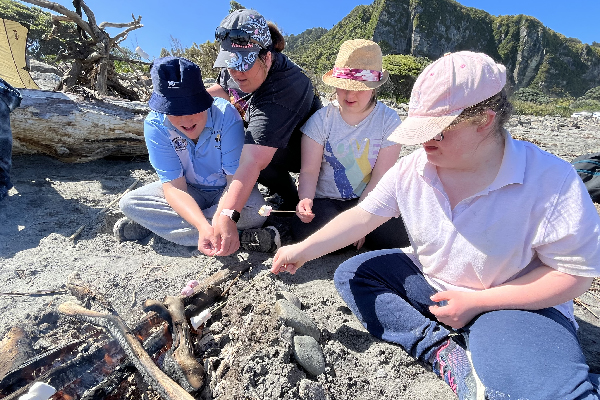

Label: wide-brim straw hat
[322,39,389,91]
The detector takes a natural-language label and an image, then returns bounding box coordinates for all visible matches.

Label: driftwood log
[11,89,148,163]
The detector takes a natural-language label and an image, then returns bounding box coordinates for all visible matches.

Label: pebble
[293,335,326,377]
[275,299,320,340]
[277,290,302,309]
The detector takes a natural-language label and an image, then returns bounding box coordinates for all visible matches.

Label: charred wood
[58,302,195,400]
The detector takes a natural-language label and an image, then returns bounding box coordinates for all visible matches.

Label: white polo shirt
[360,132,600,322]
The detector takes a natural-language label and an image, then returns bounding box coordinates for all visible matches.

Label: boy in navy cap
[114,57,280,254]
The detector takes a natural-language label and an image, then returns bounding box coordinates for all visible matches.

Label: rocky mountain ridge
[285,0,600,98]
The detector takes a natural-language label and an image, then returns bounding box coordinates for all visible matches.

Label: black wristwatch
[220,209,240,223]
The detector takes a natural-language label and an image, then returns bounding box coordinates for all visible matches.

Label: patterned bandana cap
[332,67,382,82]
[214,9,273,72]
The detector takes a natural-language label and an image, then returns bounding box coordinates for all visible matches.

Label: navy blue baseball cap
[148,57,213,116]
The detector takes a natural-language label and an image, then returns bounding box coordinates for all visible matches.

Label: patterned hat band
[332,67,382,82]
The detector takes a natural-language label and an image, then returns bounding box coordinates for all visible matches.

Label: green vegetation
[570,86,600,112]
[0,0,73,61]
[411,0,498,59]
[286,2,381,74]
[160,37,220,79]
[229,1,245,13]
[380,54,431,102]
[285,27,328,54]
[510,86,600,117]
[4,0,600,114]
[511,99,573,117]
[512,88,551,105]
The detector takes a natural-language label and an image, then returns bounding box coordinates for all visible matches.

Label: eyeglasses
[215,27,265,49]
[432,132,444,141]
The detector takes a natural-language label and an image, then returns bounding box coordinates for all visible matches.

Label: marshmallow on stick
[258,205,272,216]
[258,205,296,216]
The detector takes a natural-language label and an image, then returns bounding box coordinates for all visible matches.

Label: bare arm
[207,84,229,101]
[212,144,277,256]
[359,144,402,202]
[430,265,594,329]
[163,177,211,232]
[271,206,390,274]
[351,143,402,249]
[163,177,217,254]
[296,135,324,222]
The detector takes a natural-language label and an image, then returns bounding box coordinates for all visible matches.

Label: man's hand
[429,291,482,329]
[197,225,219,256]
[296,198,315,223]
[213,215,240,256]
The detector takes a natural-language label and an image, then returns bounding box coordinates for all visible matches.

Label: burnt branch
[163,296,205,391]
[58,302,195,400]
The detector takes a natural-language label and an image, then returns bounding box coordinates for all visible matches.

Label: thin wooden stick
[575,298,600,320]
[0,289,68,296]
[69,178,140,241]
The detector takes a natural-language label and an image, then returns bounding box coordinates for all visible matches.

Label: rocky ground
[1,113,600,399]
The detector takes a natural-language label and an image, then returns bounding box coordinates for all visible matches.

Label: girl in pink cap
[291,39,409,250]
[271,51,600,399]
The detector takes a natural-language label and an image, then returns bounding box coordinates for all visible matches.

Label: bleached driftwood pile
[11,89,149,163]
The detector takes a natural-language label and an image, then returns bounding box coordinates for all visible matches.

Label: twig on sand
[69,178,140,241]
[0,289,68,296]
[575,298,600,320]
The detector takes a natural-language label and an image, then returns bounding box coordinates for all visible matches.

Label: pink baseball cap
[388,51,506,145]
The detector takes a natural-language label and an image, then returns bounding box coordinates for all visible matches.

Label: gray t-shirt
[301,101,401,200]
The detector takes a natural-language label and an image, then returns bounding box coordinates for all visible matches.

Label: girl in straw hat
[272,51,600,399]
[292,39,409,250]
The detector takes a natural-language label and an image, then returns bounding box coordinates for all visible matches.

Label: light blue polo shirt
[144,97,244,189]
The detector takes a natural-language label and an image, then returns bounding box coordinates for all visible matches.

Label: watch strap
[220,209,240,223]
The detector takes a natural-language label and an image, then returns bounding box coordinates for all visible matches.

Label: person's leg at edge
[467,308,599,399]
[334,250,478,399]
[258,147,299,211]
[364,213,411,250]
[0,98,13,200]
[334,250,451,359]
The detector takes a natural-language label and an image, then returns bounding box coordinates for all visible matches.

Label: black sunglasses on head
[215,27,265,49]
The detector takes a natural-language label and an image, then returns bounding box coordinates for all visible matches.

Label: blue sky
[20,0,599,60]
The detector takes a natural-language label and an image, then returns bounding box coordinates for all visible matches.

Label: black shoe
[240,226,281,253]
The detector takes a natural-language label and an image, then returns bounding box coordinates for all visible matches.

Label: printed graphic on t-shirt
[171,136,187,151]
[324,138,379,198]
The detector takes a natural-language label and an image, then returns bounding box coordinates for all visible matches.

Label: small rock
[277,290,302,309]
[275,299,320,340]
[298,378,326,400]
[293,335,326,377]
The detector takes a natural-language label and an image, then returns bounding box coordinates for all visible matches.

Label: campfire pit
[0,263,251,400]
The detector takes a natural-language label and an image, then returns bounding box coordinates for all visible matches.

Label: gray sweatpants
[119,181,267,246]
